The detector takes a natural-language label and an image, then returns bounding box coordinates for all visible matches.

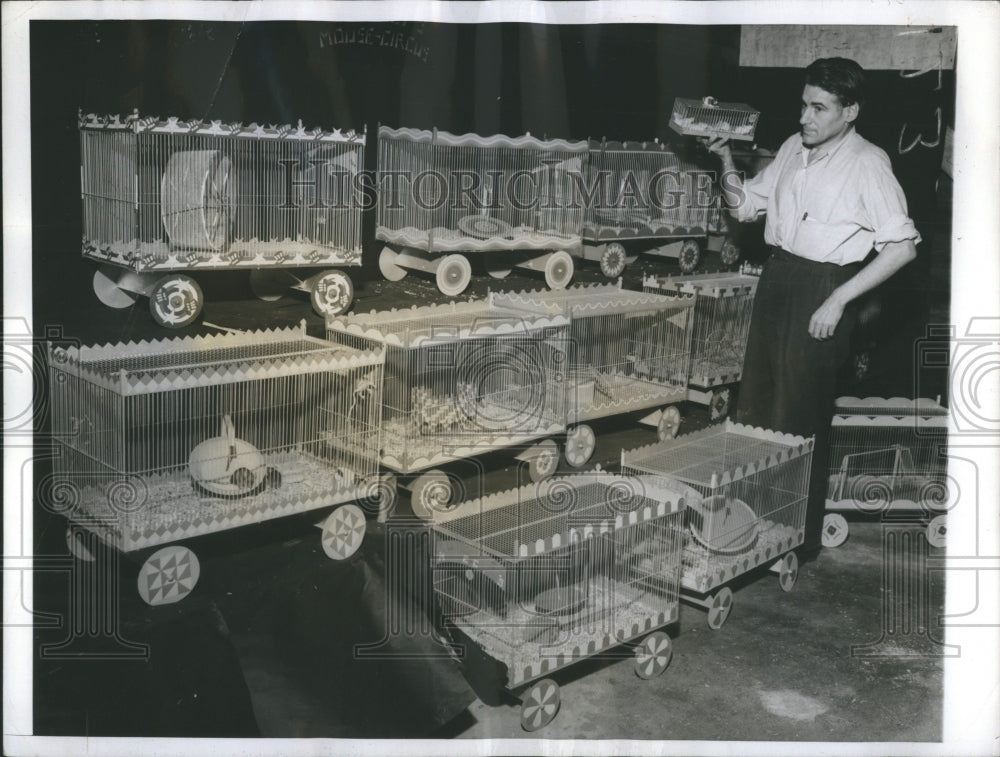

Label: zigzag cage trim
[79,111,365,143]
[378,124,589,152]
[835,396,948,414]
[621,419,814,485]
[493,282,693,314]
[642,272,759,298]
[432,472,687,535]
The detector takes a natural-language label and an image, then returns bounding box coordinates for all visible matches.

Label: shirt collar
[796,126,859,164]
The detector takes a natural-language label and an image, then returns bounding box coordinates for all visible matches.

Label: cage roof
[643,272,759,298]
[48,322,383,395]
[494,281,695,317]
[431,471,686,558]
[622,419,813,488]
[326,294,569,347]
[79,111,364,143]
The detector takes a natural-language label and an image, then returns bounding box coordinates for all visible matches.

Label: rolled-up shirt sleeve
[734,155,777,223]
[861,149,922,251]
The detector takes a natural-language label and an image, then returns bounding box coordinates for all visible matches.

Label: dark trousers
[735,248,861,552]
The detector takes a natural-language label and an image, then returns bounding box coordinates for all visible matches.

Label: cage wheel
[677,239,702,273]
[148,274,204,328]
[321,504,366,560]
[926,514,947,548]
[600,242,627,278]
[92,268,138,309]
[248,269,290,301]
[634,631,673,679]
[709,387,731,420]
[310,269,355,317]
[706,586,733,629]
[544,251,574,290]
[564,424,596,468]
[528,439,560,482]
[822,513,849,548]
[436,254,472,297]
[778,551,799,592]
[657,405,682,441]
[410,470,453,520]
[137,545,200,607]
[719,238,741,266]
[520,678,561,732]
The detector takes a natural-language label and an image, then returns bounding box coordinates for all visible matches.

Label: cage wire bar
[494,282,695,423]
[644,272,759,392]
[376,126,588,254]
[826,397,950,513]
[583,139,715,242]
[325,294,571,474]
[431,472,687,689]
[80,111,366,272]
[668,97,760,142]
[621,420,813,595]
[46,322,384,552]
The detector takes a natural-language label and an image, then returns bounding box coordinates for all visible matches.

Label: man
[703,57,920,557]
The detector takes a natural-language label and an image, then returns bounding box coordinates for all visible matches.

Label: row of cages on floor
[77,105,757,327]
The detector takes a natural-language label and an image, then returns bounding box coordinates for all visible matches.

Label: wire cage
[80,111,366,272]
[376,126,588,254]
[643,271,759,390]
[45,322,384,555]
[825,397,950,546]
[668,97,760,142]
[494,282,695,424]
[582,139,719,242]
[431,472,686,698]
[621,420,813,596]
[325,294,571,474]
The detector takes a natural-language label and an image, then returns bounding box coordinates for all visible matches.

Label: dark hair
[805,57,866,108]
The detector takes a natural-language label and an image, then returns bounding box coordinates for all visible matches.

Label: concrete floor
[30,237,950,744]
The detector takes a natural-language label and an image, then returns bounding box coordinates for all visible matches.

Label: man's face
[799,84,858,149]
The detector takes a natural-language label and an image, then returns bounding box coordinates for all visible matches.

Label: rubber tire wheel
[436,254,472,297]
[600,242,627,278]
[310,269,354,317]
[678,239,702,274]
[148,274,203,328]
[544,251,574,290]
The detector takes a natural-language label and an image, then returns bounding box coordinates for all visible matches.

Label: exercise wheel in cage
[45,321,389,606]
[430,472,687,731]
[376,125,588,295]
[643,269,759,422]
[579,138,740,276]
[622,420,813,629]
[495,280,696,461]
[326,293,572,518]
[79,111,365,327]
[823,396,950,549]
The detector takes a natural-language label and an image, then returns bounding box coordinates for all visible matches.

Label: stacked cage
[376,126,588,293]
[668,96,760,141]
[622,421,813,627]
[80,111,365,323]
[824,397,950,548]
[494,282,695,465]
[644,271,759,419]
[431,472,687,730]
[326,294,570,477]
[45,323,385,602]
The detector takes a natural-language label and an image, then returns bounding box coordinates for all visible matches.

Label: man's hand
[700,134,732,160]
[809,293,847,340]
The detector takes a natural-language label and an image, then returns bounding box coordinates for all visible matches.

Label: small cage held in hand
[669,97,760,142]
